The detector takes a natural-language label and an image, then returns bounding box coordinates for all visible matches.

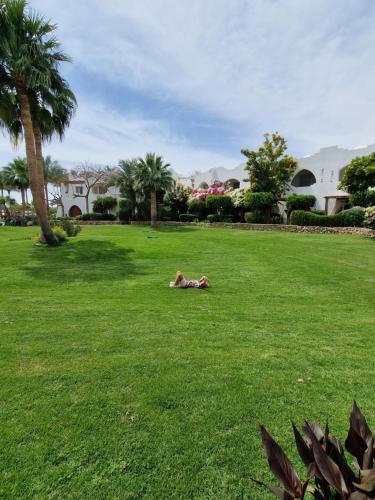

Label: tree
[241,132,298,197]
[116,158,139,220]
[163,184,189,220]
[0,0,75,245]
[42,156,66,212]
[0,169,12,196]
[71,163,116,213]
[339,153,375,196]
[224,178,240,190]
[134,153,173,227]
[198,181,209,189]
[3,157,29,215]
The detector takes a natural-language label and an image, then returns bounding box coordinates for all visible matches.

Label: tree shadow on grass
[22,239,141,283]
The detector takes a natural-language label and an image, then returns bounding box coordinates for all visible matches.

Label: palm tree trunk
[150,188,157,227]
[16,84,58,246]
[20,187,26,216]
[85,196,89,214]
[44,183,49,215]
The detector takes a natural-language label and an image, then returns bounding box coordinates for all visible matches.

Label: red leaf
[304,422,349,497]
[260,425,303,497]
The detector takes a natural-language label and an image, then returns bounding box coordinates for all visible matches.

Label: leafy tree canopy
[241,132,297,197]
[339,153,375,194]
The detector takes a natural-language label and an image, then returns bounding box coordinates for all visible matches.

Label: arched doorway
[291,169,317,187]
[69,205,82,217]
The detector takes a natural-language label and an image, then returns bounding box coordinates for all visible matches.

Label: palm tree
[0,0,74,245]
[3,157,29,215]
[41,156,65,212]
[134,153,173,227]
[117,159,138,219]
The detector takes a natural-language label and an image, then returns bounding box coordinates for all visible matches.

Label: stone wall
[130,220,375,237]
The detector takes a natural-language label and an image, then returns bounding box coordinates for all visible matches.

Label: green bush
[243,191,275,210]
[286,194,316,211]
[335,206,365,227]
[77,213,116,221]
[290,207,365,227]
[188,198,206,219]
[349,190,375,208]
[51,226,68,242]
[311,209,325,215]
[92,196,117,213]
[179,214,198,222]
[271,214,283,224]
[244,211,269,223]
[207,214,233,223]
[364,206,375,229]
[56,219,81,237]
[205,195,233,215]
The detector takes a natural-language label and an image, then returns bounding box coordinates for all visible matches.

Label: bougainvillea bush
[189,182,228,201]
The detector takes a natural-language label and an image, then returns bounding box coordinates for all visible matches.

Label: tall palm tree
[41,156,64,212]
[0,0,74,245]
[134,153,173,227]
[3,157,29,215]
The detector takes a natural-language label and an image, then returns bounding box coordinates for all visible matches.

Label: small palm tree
[3,157,29,215]
[43,156,67,212]
[134,153,173,227]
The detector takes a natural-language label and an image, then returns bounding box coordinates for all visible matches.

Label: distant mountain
[172,164,248,188]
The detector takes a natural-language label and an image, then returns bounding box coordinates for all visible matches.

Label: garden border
[130,220,375,236]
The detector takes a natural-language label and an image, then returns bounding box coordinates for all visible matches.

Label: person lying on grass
[169,271,209,289]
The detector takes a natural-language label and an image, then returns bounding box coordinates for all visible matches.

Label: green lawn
[1,225,374,499]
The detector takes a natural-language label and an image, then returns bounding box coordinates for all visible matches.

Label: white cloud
[0,96,238,172]
[2,0,375,171]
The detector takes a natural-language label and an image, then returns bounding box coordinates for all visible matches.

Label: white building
[59,143,375,217]
[58,177,121,217]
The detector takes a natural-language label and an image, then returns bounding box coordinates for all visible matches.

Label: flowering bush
[364,206,375,229]
[227,188,246,208]
[190,182,228,201]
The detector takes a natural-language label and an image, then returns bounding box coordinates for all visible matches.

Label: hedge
[243,192,275,210]
[290,207,365,227]
[286,194,316,211]
[207,214,233,223]
[205,195,233,214]
[77,213,117,221]
[179,214,198,222]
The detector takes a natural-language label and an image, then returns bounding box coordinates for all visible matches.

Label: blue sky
[1,0,375,175]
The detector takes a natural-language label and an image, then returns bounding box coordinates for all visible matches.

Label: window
[75,186,84,195]
[291,169,317,187]
[92,185,107,195]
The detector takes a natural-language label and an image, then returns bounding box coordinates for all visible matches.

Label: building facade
[59,143,375,217]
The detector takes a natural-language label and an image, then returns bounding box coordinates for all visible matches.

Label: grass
[0,224,374,499]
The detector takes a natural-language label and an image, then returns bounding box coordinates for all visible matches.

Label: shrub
[224,178,240,190]
[207,214,233,223]
[271,213,283,224]
[286,194,316,211]
[244,211,269,223]
[92,196,117,213]
[311,209,325,215]
[51,226,68,242]
[179,213,198,222]
[58,219,81,237]
[364,206,375,229]
[290,207,365,227]
[350,190,375,208]
[205,195,233,215]
[77,213,116,221]
[254,401,375,499]
[243,191,275,210]
[335,206,365,227]
[198,181,209,189]
[188,198,206,219]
